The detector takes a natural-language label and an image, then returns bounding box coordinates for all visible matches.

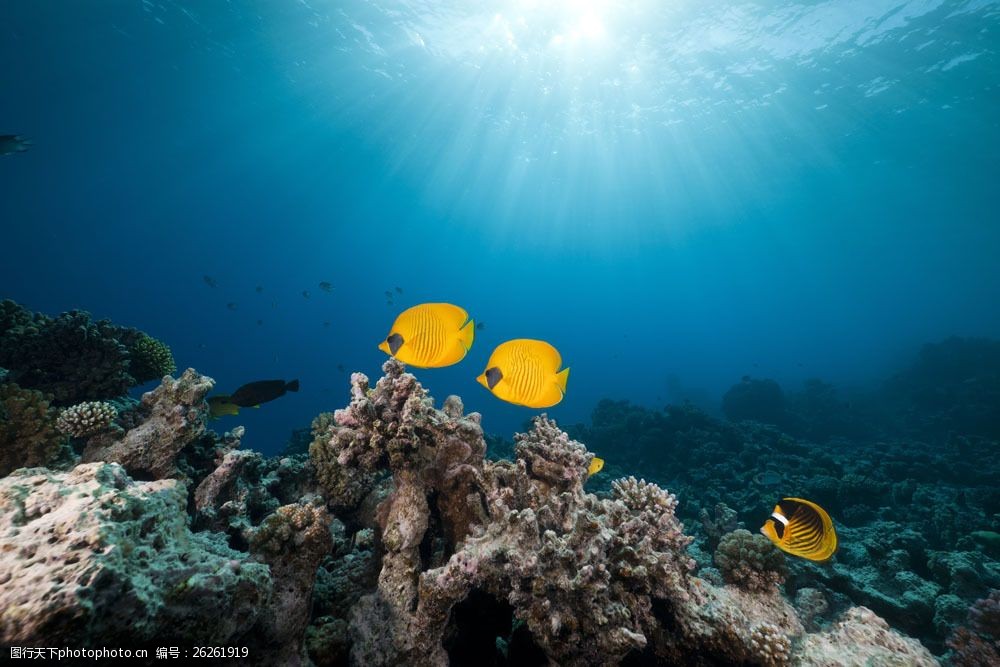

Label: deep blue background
[2,1,998,454]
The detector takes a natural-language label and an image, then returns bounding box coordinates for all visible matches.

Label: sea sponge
[714,528,788,592]
[0,383,67,476]
[125,332,177,383]
[747,622,791,666]
[56,401,118,438]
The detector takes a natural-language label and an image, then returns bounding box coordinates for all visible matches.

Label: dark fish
[476,322,486,331]
[256,319,263,326]
[302,290,310,298]
[256,285,264,293]
[384,290,393,298]
[323,321,331,328]
[227,302,237,311]
[337,364,345,373]
[203,275,218,288]
[319,281,333,292]
[395,286,403,294]
[0,134,31,155]
[229,379,300,407]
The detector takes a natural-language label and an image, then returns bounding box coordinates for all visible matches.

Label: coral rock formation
[82,368,212,479]
[0,463,271,646]
[250,500,334,666]
[715,528,789,592]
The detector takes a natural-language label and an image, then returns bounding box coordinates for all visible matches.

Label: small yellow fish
[378,303,474,368]
[760,497,838,562]
[476,339,569,408]
[588,456,604,476]
[208,396,240,419]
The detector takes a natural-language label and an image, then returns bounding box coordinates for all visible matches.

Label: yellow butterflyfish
[588,456,604,476]
[760,497,838,562]
[378,303,474,368]
[476,339,569,408]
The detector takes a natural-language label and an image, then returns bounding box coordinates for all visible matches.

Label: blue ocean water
[1,0,998,455]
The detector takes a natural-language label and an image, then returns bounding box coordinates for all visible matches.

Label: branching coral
[0,300,180,405]
[0,305,132,405]
[124,331,177,383]
[0,383,66,476]
[55,400,118,438]
[715,529,788,592]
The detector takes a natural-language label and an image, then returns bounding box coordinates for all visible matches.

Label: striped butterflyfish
[378,303,474,368]
[760,497,837,562]
[476,339,569,408]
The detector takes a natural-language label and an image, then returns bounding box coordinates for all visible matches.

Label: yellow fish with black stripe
[760,497,838,562]
[378,303,475,368]
[476,339,569,408]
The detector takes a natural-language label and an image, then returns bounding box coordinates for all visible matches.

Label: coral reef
[947,589,1000,666]
[748,622,792,666]
[55,400,118,438]
[567,361,1000,654]
[0,300,177,405]
[797,606,938,665]
[308,361,932,666]
[722,376,789,427]
[122,331,177,384]
[0,463,272,646]
[81,368,213,479]
[715,529,789,592]
[886,336,1000,439]
[250,500,334,666]
[0,382,67,476]
[0,350,962,664]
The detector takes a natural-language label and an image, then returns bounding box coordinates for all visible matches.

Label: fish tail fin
[459,319,475,351]
[555,367,570,394]
[286,380,300,392]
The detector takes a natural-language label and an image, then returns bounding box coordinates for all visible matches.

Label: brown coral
[748,622,792,666]
[714,528,788,592]
[0,383,66,476]
[55,400,118,438]
[251,500,334,667]
[81,368,213,479]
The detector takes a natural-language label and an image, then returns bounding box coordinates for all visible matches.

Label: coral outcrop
[308,360,934,666]
[0,382,66,476]
[947,588,1000,666]
[0,463,272,646]
[123,331,177,383]
[81,368,213,479]
[55,400,118,438]
[250,500,334,666]
[715,528,789,592]
[0,300,178,405]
